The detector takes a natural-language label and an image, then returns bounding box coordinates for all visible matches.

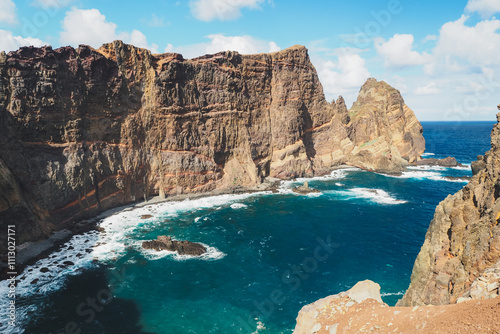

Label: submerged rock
[142,235,206,256]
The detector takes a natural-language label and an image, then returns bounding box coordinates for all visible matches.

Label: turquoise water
[1,122,495,334]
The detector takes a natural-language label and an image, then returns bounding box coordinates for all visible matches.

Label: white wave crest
[230,203,248,209]
[381,291,405,297]
[407,165,446,171]
[421,152,435,157]
[278,168,355,193]
[349,188,407,205]
[0,231,99,333]
[330,188,406,205]
[93,192,266,262]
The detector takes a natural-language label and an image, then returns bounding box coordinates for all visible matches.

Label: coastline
[2,161,468,282]
[1,175,279,281]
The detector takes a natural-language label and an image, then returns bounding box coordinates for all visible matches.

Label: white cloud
[465,0,500,18]
[0,0,17,25]
[189,0,264,21]
[144,14,168,28]
[423,34,438,43]
[60,8,158,53]
[312,49,370,104]
[33,0,73,8]
[375,34,431,68]
[433,15,500,69]
[168,34,280,58]
[204,34,278,54]
[0,30,46,52]
[415,82,441,95]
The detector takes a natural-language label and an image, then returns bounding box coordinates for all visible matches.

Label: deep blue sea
[0,122,495,334]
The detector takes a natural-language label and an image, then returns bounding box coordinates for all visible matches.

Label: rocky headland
[293,108,500,332]
[0,41,425,254]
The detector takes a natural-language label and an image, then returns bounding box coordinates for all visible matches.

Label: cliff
[397,111,500,306]
[0,41,424,249]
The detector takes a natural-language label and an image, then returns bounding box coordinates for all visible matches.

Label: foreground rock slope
[293,280,499,334]
[0,41,424,248]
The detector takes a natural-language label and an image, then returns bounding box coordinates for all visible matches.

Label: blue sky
[1,0,500,120]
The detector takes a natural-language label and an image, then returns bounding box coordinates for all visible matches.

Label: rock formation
[293,280,499,334]
[142,235,206,256]
[292,181,320,194]
[397,111,500,306]
[0,41,424,249]
[412,156,460,167]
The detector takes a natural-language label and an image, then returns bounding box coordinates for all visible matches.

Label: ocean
[0,121,495,334]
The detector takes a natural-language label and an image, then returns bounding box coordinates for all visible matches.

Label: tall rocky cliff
[0,41,424,248]
[398,111,500,306]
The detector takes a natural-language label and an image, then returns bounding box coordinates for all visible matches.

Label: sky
[1,0,499,121]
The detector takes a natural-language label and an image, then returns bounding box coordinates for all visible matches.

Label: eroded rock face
[398,111,500,306]
[0,41,424,248]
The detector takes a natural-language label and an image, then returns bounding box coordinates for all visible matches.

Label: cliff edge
[0,41,424,249]
[397,110,500,306]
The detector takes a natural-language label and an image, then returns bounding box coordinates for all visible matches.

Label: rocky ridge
[0,41,424,251]
[397,110,500,306]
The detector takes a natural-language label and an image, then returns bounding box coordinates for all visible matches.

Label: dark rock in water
[292,181,321,194]
[413,156,461,167]
[40,267,49,273]
[30,279,39,285]
[62,261,74,266]
[445,176,470,182]
[141,214,154,219]
[142,235,206,256]
[471,155,486,176]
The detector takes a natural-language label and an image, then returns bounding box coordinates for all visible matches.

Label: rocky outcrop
[293,280,384,334]
[397,110,500,306]
[142,235,206,256]
[293,280,500,334]
[0,41,424,249]
[471,155,487,175]
[413,156,460,167]
[292,181,320,194]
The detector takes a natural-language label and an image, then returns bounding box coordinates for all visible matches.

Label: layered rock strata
[397,111,500,306]
[0,41,424,249]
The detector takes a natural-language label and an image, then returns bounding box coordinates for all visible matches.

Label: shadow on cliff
[300,104,316,161]
[21,265,156,334]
